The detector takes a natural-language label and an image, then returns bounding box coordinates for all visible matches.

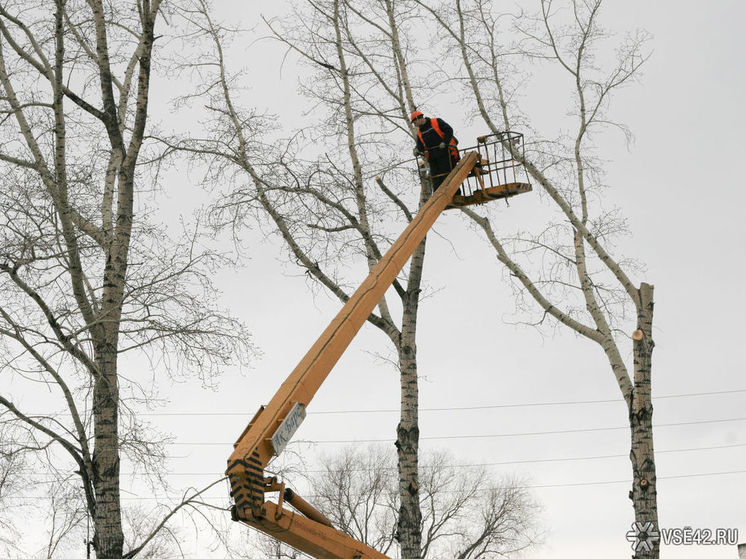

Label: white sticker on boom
[271,403,306,456]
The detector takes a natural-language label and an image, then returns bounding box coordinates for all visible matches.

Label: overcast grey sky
[5,1,744,557]
[153,1,746,558]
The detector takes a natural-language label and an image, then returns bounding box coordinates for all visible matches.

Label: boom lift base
[232,502,389,559]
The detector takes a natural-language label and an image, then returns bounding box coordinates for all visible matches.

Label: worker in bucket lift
[411,110,461,192]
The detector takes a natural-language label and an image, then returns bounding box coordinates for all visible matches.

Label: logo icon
[626,522,660,552]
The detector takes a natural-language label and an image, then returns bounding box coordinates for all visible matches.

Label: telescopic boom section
[227,153,478,559]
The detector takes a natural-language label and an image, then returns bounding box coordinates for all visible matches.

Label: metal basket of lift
[418,131,532,208]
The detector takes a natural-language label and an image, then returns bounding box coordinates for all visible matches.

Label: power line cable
[526,468,746,489]
[128,387,746,416]
[20,441,746,478]
[25,388,746,418]
[7,468,746,502]
[163,415,746,445]
[309,388,746,415]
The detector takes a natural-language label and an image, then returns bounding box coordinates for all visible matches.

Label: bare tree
[0,2,251,558]
[312,446,399,555]
[416,0,658,556]
[310,446,539,558]
[166,1,438,557]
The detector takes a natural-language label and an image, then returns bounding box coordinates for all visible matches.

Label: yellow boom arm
[227,151,526,558]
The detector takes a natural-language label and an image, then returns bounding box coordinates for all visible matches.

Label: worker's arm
[414,134,424,155]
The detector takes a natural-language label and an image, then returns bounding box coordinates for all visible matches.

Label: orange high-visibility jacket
[416,117,460,161]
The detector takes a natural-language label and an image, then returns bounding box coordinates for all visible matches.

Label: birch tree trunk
[629,283,658,558]
[396,234,427,557]
[92,342,124,558]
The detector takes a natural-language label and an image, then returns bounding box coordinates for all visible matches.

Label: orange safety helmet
[410,110,424,123]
